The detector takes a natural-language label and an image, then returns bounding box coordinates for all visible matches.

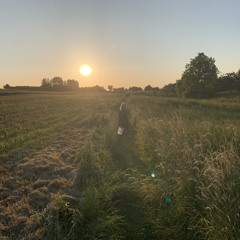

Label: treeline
[41,77,106,92]
[40,77,171,94]
[41,77,80,91]
[107,84,176,95]
[3,54,240,98]
[107,52,240,98]
[3,77,106,93]
[176,52,240,98]
[216,71,240,92]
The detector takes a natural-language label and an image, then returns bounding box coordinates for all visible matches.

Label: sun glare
[79,65,92,76]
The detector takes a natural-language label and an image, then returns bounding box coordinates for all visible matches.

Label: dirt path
[0,127,88,239]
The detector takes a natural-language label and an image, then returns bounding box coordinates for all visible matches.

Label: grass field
[1,92,240,239]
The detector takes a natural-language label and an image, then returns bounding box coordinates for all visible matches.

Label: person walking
[117,102,129,135]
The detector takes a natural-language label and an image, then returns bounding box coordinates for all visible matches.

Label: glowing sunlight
[79,65,92,76]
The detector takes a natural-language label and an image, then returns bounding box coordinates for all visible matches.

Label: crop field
[0,92,240,239]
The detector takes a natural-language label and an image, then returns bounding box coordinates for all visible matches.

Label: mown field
[0,92,240,239]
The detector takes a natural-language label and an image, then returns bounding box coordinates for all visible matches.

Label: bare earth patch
[0,127,88,239]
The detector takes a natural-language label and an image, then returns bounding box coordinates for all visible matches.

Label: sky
[1,0,240,89]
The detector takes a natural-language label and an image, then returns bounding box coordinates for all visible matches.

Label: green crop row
[0,92,122,164]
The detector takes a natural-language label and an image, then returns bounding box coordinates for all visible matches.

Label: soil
[0,127,88,239]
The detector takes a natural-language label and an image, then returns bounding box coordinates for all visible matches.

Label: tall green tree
[177,52,219,98]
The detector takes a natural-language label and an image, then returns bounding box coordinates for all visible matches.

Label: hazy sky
[1,0,240,89]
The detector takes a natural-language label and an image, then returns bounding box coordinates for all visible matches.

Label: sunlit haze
[1,0,240,89]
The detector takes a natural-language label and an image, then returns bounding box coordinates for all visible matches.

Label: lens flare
[165,197,172,205]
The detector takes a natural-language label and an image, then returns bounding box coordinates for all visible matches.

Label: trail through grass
[105,128,152,239]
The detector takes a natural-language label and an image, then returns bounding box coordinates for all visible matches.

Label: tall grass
[7,93,240,239]
[39,190,126,240]
[130,96,240,239]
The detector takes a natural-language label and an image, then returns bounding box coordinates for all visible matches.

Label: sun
[79,64,92,76]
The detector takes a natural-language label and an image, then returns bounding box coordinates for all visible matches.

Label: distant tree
[234,69,240,91]
[129,86,142,92]
[66,79,79,90]
[108,85,113,92]
[152,87,160,91]
[215,73,236,92]
[144,85,153,91]
[176,79,184,97]
[113,87,125,93]
[162,83,176,95]
[177,52,219,98]
[93,85,106,92]
[215,70,240,92]
[50,77,64,90]
[78,85,106,93]
[3,84,10,89]
[41,78,52,90]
